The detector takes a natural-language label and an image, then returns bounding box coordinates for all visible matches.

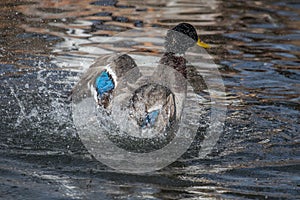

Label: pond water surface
[0,0,299,199]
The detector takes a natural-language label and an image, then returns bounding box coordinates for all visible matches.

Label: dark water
[0,0,299,199]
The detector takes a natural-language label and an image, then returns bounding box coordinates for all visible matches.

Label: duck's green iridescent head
[165,23,210,54]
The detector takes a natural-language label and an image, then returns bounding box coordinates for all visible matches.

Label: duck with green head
[160,22,210,93]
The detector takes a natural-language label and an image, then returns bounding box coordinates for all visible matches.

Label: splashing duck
[128,23,210,130]
[72,23,210,133]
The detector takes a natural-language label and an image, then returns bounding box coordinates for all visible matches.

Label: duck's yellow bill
[197,38,210,48]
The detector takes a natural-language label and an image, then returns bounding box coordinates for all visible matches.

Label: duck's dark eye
[95,71,115,96]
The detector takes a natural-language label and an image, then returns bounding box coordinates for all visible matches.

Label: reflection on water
[0,0,299,199]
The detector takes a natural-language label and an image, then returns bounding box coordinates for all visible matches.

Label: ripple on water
[0,0,299,199]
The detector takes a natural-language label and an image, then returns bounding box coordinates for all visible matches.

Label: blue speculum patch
[95,71,115,96]
[141,109,160,128]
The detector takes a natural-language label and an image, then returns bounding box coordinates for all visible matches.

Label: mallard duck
[127,23,210,130]
[160,22,210,94]
[72,23,209,134]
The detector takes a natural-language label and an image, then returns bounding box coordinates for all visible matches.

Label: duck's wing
[70,54,113,103]
[109,54,137,77]
[149,63,187,121]
[70,54,138,104]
